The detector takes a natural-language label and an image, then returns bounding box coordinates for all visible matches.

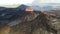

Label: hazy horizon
[0,0,60,8]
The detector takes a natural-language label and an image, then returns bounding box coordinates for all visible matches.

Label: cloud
[32,0,60,6]
[0,0,34,6]
[37,0,60,3]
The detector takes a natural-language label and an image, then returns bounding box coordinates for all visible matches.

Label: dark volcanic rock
[0,4,60,34]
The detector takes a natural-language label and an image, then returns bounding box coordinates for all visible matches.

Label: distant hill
[0,4,29,24]
[0,7,6,11]
[17,4,29,10]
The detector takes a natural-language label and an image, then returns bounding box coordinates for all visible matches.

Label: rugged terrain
[0,5,60,34]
